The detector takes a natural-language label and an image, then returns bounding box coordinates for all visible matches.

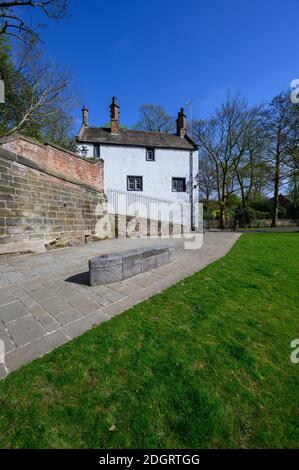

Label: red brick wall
[2,136,103,191]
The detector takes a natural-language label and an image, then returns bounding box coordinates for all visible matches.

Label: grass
[236,227,299,232]
[0,233,298,449]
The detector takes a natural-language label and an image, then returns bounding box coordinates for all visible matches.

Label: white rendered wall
[78,144,198,204]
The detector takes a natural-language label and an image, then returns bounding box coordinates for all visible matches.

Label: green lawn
[0,234,298,449]
[236,227,299,233]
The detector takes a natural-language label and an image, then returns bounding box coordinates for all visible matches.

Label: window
[93,144,100,158]
[146,147,155,161]
[172,177,186,192]
[127,176,143,191]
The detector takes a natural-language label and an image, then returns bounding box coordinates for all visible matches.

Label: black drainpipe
[189,151,195,231]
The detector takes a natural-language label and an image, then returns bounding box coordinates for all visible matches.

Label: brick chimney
[176,108,187,138]
[82,105,88,127]
[110,96,120,134]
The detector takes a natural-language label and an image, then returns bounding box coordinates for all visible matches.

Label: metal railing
[106,188,193,226]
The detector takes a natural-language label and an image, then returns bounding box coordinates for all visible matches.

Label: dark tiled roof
[77,126,198,150]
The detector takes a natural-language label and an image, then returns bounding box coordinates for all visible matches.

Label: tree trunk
[235,170,246,209]
[206,197,211,230]
[271,151,280,227]
[219,201,225,230]
[241,188,246,209]
[219,178,228,230]
[292,172,299,207]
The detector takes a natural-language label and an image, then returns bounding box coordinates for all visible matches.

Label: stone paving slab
[8,315,47,348]
[1,301,29,324]
[4,330,70,372]
[0,324,15,353]
[55,309,84,326]
[0,233,240,378]
[30,304,60,333]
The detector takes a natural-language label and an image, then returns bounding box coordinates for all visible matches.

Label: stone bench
[89,243,175,286]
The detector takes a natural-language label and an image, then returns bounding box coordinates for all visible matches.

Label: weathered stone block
[141,253,157,271]
[89,244,175,286]
[122,252,142,278]
[89,255,123,286]
[156,251,171,267]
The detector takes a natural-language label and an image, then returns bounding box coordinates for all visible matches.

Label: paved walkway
[0,233,240,378]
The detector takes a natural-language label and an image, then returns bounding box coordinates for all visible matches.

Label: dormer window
[146,147,155,161]
[94,144,101,158]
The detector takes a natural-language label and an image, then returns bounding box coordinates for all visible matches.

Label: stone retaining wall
[0,146,106,255]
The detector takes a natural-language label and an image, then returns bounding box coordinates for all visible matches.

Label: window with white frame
[146,147,155,161]
[127,176,143,191]
[172,177,186,192]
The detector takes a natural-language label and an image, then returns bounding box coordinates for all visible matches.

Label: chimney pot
[82,105,88,127]
[176,107,187,138]
[110,96,120,134]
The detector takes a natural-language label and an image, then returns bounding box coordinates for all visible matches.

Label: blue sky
[31,0,299,129]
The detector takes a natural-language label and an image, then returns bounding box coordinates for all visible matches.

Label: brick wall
[1,134,103,191]
[0,146,106,255]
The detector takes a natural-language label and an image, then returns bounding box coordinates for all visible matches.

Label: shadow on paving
[65,271,89,286]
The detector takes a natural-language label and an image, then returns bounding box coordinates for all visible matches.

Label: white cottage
[76,97,199,205]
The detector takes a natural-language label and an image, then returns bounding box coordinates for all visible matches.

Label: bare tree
[0,43,77,139]
[233,118,271,208]
[133,104,175,133]
[194,96,261,229]
[0,0,69,45]
[262,92,299,227]
[197,152,217,228]
[41,110,77,151]
[288,150,299,207]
